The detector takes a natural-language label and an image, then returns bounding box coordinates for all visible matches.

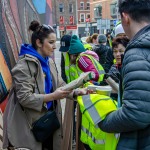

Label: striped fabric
[78,57,89,69]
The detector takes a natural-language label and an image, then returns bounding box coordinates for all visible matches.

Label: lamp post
[116,0,119,22]
[94,4,102,34]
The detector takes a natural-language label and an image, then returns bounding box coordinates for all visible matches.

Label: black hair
[29,20,55,49]
[106,32,111,37]
[119,0,150,23]
[112,36,129,50]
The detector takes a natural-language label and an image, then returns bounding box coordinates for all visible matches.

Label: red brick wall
[77,0,90,23]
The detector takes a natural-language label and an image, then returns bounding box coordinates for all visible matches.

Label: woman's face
[38,33,56,57]
[70,54,78,64]
[92,37,98,44]
[113,44,126,65]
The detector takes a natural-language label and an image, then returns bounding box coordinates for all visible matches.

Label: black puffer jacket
[93,44,113,73]
[99,25,150,150]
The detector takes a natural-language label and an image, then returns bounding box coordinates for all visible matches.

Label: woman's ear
[36,39,42,48]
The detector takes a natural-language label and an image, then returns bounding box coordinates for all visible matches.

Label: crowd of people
[2,0,150,150]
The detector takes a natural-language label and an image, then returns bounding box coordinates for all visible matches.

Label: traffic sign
[113,20,117,26]
[85,27,89,32]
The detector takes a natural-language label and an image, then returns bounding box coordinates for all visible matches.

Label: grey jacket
[3,54,66,150]
[99,25,150,150]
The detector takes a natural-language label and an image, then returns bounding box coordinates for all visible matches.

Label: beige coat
[3,54,68,150]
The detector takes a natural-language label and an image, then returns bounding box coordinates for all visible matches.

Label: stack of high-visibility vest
[77,94,119,150]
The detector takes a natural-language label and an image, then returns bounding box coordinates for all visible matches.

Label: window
[94,5,102,18]
[80,2,84,10]
[87,2,90,10]
[86,13,90,19]
[110,2,117,17]
[69,4,73,13]
[80,13,85,22]
[59,4,64,12]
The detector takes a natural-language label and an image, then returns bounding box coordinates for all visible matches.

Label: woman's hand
[44,88,72,102]
[74,88,95,96]
[52,88,72,100]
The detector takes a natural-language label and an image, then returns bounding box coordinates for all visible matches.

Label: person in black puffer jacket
[108,37,129,100]
[98,0,150,150]
[108,37,129,83]
[93,34,114,73]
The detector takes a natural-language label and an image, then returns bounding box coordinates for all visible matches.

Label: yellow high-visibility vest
[63,52,71,83]
[76,54,105,83]
[77,94,119,150]
[69,64,79,81]
[84,43,93,50]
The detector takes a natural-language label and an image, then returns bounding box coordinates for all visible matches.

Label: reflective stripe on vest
[78,94,119,150]
[88,56,105,75]
[82,95,102,125]
[81,126,105,145]
[82,95,111,125]
[78,94,117,126]
[76,53,105,82]
[63,52,70,83]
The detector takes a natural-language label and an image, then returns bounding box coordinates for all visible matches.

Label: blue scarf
[19,44,53,109]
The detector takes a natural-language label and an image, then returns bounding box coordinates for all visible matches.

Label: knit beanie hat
[98,34,107,43]
[115,24,125,36]
[69,35,86,55]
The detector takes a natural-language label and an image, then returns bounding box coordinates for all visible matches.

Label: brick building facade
[89,0,113,34]
[51,0,78,38]
[77,0,91,37]
[89,0,119,34]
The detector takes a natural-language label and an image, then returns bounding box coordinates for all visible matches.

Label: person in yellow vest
[84,43,93,51]
[59,35,72,83]
[59,35,79,144]
[69,35,105,85]
[68,35,105,148]
[59,35,79,83]
[83,36,93,50]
